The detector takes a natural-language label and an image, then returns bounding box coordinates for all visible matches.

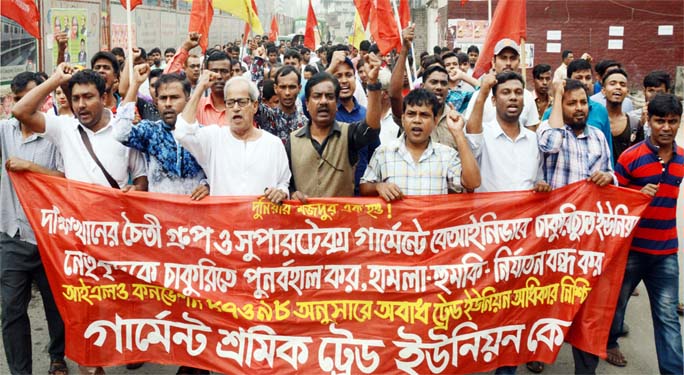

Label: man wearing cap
[464,38,540,131]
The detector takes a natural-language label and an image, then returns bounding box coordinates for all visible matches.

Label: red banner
[10,172,650,374]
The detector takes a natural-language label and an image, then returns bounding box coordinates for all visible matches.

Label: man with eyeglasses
[173,72,290,202]
[163,33,202,92]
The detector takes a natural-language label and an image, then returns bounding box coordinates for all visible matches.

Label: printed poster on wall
[49,9,88,68]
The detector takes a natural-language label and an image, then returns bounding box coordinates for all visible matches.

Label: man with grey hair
[174,72,291,202]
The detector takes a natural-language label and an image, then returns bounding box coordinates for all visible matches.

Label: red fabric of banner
[119,0,143,10]
[1,0,41,39]
[472,0,527,78]
[188,0,213,53]
[10,172,651,374]
[354,0,371,29]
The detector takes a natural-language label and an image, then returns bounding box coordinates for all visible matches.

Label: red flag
[472,0,526,78]
[188,0,213,53]
[242,0,259,45]
[119,0,143,10]
[398,0,410,29]
[369,0,402,55]
[304,0,319,50]
[269,15,279,42]
[461,0,469,5]
[1,0,41,39]
[354,0,371,29]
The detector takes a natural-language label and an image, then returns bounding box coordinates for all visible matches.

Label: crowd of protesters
[1,24,683,375]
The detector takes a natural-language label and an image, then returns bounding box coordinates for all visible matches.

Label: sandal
[606,347,627,367]
[526,361,544,373]
[677,302,684,316]
[48,359,69,375]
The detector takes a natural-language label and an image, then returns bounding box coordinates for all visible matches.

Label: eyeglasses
[225,97,252,108]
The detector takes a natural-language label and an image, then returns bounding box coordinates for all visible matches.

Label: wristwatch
[366,82,382,91]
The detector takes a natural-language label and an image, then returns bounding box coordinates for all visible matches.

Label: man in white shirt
[467,71,550,374]
[13,64,147,192]
[12,64,148,375]
[466,72,550,193]
[553,50,573,83]
[174,72,290,202]
[464,39,540,130]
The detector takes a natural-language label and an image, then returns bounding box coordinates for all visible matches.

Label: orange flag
[188,0,213,52]
[354,0,371,28]
[398,0,410,29]
[369,0,402,55]
[472,0,526,78]
[119,0,143,10]
[1,0,41,39]
[304,0,319,50]
[269,15,279,42]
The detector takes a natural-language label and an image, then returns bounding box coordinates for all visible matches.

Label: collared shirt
[197,95,226,126]
[379,109,401,145]
[552,63,567,83]
[542,98,615,165]
[336,99,375,195]
[255,102,309,145]
[589,92,634,113]
[360,135,463,194]
[285,120,380,191]
[467,120,543,192]
[40,111,146,188]
[464,89,540,128]
[336,98,366,123]
[537,120,614,189]
[615,138,684,255]
[113,102,206,194]
[531,89,552,120]
[173,115,290,196]
[0,118,62,244]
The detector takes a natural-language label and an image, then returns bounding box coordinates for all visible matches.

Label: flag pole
[126,0,134,82]
[488,0,492,25]
[390,0,413,88]
[520,37,527,85]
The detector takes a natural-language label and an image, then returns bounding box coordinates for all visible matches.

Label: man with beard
[197,51,232,126]
[466,45,479,74]
[531,64,552,119]
[538,79,614,189]
[628,70,671,139]
[13,64,148,375]
[254,65,308,144]
[114,69,208,198]
[359,89,480,200]
[287,62,382,201]
[542,59,613,165]
[174,73,290,201]
[148,48,163,71]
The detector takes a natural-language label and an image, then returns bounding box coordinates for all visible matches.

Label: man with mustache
[174,72,290,202]
[287,54,382,202]
[12,63,148,375]
[603,68,643,161]
[254,65,308,144]
[538,79,615,375]
[196,51,232,126]
[113,66,208,199]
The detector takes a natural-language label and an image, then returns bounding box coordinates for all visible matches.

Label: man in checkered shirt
[359,89,480,200]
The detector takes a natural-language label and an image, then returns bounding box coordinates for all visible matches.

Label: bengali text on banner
[10,172,651,374]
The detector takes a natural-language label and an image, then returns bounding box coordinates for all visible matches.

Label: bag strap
[77,126,120,189]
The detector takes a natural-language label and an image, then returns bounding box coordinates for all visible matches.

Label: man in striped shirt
[605,93,683,374]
